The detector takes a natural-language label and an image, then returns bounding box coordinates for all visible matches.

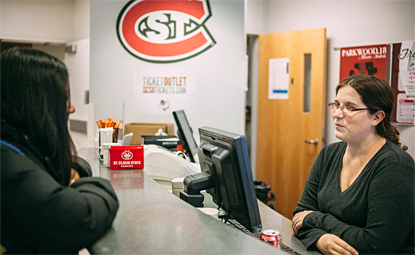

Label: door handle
[305,138,319,145]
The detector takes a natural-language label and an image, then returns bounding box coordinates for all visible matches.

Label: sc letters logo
[117,0,216,63]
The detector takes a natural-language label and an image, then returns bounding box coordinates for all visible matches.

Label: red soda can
[260,229,280,248]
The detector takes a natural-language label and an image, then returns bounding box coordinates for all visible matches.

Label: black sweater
[294,141,414,254]
[1,123,119,254]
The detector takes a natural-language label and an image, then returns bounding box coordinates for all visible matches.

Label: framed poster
[339,44,389,83]
[391,41,415,125]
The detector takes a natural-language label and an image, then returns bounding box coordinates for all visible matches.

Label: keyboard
[225,219,301,255]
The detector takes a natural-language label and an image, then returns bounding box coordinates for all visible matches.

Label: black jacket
[1,121,119,254]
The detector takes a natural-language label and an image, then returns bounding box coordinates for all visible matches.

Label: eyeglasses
[328,102,370,113]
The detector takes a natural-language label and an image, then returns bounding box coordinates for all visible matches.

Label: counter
[78,148,319,255]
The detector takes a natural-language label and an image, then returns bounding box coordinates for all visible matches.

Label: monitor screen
[180,126,262,232]
[173,110,199,163]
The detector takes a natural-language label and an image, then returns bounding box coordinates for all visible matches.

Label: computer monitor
[180,126,262,232]
[173,110,199,163]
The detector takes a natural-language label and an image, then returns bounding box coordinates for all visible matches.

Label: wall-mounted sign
[133,73,194,114]
[391,41,415,125]
[116,0,216,63]
[142,76,187,94]
[339,44,389,83]
[268,58,289,100]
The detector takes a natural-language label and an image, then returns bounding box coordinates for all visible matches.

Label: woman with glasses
[292,74,414,254]
[1,48,119,254]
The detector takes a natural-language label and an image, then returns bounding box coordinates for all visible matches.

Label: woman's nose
[68,102,76,114]
[332,107,344,118]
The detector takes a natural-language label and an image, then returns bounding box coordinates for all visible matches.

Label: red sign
[116,0,215,63]
[110,146,144,170]
[339,44,389,83]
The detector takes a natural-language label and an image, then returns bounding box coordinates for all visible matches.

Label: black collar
[1,119,61,182]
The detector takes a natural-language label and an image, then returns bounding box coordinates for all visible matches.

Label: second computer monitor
[172,110,199,163]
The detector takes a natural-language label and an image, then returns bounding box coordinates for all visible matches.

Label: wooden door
[256,28,327,219]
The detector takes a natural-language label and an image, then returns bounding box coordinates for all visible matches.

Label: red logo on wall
[116,0,216,63]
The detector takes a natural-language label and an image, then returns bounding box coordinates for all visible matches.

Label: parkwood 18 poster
[339,44,389,83]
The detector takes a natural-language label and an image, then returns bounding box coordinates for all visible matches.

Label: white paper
[399,71,415,98]
[396,93,415,124]
[398,41,415,98]
[244,55,249,91]
[268,58,290,100]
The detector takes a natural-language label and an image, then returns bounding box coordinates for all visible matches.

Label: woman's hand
[316,234,359,255]
[69,168,81,186]
[292,210,313,234]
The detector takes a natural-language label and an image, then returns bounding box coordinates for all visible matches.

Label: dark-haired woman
[292,74,414,254]
[1,48,119,254]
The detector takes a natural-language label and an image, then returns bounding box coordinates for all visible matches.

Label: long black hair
[1,47,76,185]
[337,74,407,150]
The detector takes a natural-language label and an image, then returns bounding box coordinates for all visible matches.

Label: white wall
[246,0,268,35]
[73,0,90,40]
[0,0,74,43]
[246,0,415,158]
[69,0,91,149]
[90,0,246,139]
[65,38,90,122]
[32,44,66,61]
[0,0,91,150]
[2,0,414,157]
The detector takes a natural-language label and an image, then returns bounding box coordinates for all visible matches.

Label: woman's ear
[372,110,385,126]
